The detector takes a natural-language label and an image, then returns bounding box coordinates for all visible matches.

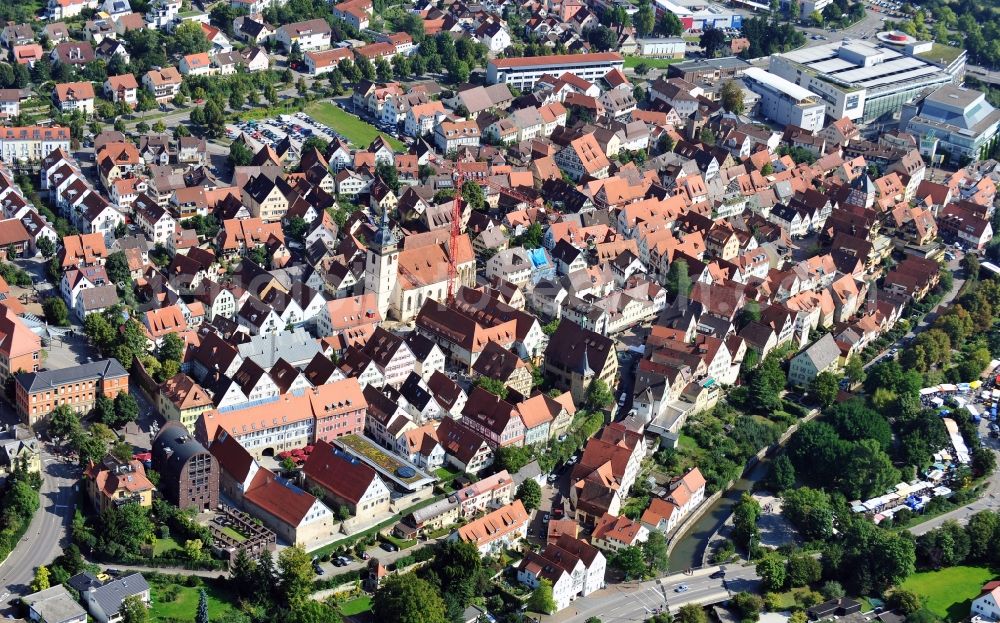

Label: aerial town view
[0,0,999,621]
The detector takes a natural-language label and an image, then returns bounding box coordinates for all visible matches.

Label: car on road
[710,569,726,579]
[542,513,550,523]
[380,541,399,552]
[675,584,689,593]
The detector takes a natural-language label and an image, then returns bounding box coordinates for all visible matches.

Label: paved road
[0,449,79,613]
[548,564,760,623]
[909,472,1000,536]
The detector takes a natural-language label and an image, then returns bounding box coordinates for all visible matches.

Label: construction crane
[447,168,541,303]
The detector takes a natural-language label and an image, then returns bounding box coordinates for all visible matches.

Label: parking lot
[227,112,345,153]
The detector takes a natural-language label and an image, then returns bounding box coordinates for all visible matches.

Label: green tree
[586,379,614,410]
[747,354,786,413]
[844,356,865,385]
[809,371,839,407]
[96,503,155,560]
[49,404,81,440]
[755,553,787,592]
[642,530,669,574]
[720,80,745,115]
[494,445,533,473]
[113,392,140,428]
[185,538,205,562]
[766,454,796,492]
[665,259,692,298]
[674,605,708,623]
[820,581,845,599]
[43,297,70,326]
[105,251,133,287]
[229,141,253,167]
[278,546,316,607]
[527,578,556,614]
[634,1,656,36]
[120,595,150,623]
[372,573,448,623]
[515,479,542,511]
[612,546,647,580]
[169,21,211,56]
[31,565,50,592]
[461,181,486,210]
[37,236,55,259]
[159,333,185,363]
[194,588,208,623]
[475,376,509,399]
[732,592,763,622]
[889,589,923,615]
[733,493,760,550]
[787,554,821,587]
[782,487,833,540]
[699,27,727,57]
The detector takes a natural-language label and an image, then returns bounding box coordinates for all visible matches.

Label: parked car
[380,541,399,552]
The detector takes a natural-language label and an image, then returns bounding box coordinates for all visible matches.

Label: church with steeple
[364,209,399,319]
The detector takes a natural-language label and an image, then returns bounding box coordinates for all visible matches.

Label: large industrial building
[769,40,964,123]
[651,0,744,32]
[742,67,827,132]
[901,84,1000,161]
[487,53,625,91]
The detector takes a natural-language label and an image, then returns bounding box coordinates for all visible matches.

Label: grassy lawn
[900,566,997,621]
[624,56,682,69]
[434,465,462,481]
[338,596,372,616]
[305,101,404,150]
[149,578,238,622]
[153,537,181,555]
[383,534,417,549]
[768,588,818,610]
[220,526,246,542]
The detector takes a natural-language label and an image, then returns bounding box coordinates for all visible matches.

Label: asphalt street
[549,564,760,623]
[0,448,79,614]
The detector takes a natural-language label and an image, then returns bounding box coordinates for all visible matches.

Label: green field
[149,577,238,622]
[900,566,997,621]
[338,596,373,616]
[624,56,683,69]
[305,101,405,150]
[153,537,181,555]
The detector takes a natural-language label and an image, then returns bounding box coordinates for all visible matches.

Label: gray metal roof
[17,358,128,394]
[89,573,149,618]
[237,328,320,369]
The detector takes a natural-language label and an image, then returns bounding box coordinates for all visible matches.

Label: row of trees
[0,459,41,562]
[228,546,341,623]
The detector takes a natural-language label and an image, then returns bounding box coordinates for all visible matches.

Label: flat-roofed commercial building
[668,56,751,83]
[770,40,963,123]
[486,53,624,91]
[743,67,826,132]
[902,84,1000,161]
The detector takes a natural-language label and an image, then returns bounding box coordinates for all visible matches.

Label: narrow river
[667,459,772,572]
